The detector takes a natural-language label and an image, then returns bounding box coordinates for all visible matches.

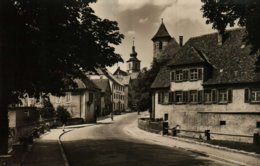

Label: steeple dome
[127,37,141,74]
[130,40,137,57]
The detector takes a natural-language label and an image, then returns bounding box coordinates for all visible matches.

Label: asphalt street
[61,113,236,166]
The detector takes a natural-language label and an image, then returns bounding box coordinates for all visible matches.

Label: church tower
[127,39,141,74]
[151,19,172,59]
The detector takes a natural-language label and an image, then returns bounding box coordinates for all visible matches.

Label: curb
[125,121,258,166]
[58,130,73,166]
[58,124,96,166]
[165,135,260,158]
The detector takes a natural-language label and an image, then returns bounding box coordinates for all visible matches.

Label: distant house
[92,79,112,116]
[50,77,100,123]
[87,68,126,114]
[8,107,39,128]
[151,28,260,142]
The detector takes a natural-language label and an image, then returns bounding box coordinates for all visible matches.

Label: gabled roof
[151,67,171,89]
[113,67,128,76]
[168,46,206,66]
[160,38,181,58]
[102,69,124,86]
[152,22,172,41]
[114,75,131,85]
[92,79,111,93]
[167,28,260,85]
[73,77,100,91]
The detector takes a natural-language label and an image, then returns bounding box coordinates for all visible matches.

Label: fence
[137,118,259,145]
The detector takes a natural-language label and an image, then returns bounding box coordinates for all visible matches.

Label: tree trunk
[0,0,10,155]
[0,105,8,155]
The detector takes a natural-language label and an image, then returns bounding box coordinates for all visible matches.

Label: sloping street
[61,113,237,166]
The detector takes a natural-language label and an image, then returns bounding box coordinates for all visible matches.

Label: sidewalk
[21,123,94,166]
[123,116,260,166]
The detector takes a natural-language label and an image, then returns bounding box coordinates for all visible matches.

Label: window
[163,92,169,103]
[219,90,228,103]
[190,69,198,80]
[220,121,226,125]
[256,122,260,128]
[251,90,260,102]
[65,92,71,102]
[169,92,174,103]
[164,113,168,121]
[183,70,189,81]
[204,90,212,103]
[176,70,183,81]
[190,91,198,103]
[176,91,183,103]
[24,110,29,117]
[89,93,93,103]
[159,41,163,50]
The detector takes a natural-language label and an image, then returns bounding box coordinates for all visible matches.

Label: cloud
[117,0,150,10]
[139,17,148,24]
[126,30,136,36]
[117,0,175,11]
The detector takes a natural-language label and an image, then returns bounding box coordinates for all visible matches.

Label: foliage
[40,99,55,119]
[130,58,168,111]
[0,0,123,154]
[201,0,260,54]
[56,106,71,120]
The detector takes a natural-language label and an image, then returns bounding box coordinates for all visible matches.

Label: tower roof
[152,19,172,41]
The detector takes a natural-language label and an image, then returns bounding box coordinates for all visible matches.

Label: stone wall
[154,88,260,143]
[138,118,163,134]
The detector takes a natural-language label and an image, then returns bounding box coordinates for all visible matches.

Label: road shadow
[62,139,220,166]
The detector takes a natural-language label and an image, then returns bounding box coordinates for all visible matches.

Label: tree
[40,99,55,119]
[201,0,260,54]
[0,0,124,154]
[130,59,167,112]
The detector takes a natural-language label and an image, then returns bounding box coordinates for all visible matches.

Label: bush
[40,99,55,119]
[56,106,71,120]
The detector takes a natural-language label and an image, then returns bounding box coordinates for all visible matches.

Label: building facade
[50,78,100,123]
[151,28,260,142]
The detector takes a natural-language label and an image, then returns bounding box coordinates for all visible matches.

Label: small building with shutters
[151,28,260,142]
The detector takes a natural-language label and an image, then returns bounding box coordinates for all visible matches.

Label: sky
[90,0,215,73]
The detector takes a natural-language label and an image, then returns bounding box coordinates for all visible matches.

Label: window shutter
[212,89,217,103]
[198,91,203,103]
[198,69,203,80]
[183,70,189,81]
[187,91,190,103]
[169,92,173,103]
[171,71,175,82]
[173,92,176,104]
[158,92,161,103]
[244,88,250,103]
[228,89,232,103]
[183,91,188,103]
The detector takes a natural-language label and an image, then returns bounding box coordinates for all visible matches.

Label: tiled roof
[113,67,128,76]
[152,28,260,88]
[74,77,100,91]
[150,67,171,89]
[151,22,172,41]
[92,79,111,93]
[160,38,181,58]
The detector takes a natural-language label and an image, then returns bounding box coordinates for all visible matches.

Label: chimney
[217,32,223,46]
[179,36,183,47]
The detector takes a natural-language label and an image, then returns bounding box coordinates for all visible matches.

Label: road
[61,113,236,166]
